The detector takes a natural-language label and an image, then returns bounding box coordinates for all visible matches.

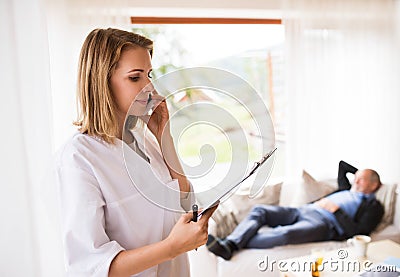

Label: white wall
[69,0,282,10]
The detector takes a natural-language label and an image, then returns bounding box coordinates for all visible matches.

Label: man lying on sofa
[207,160,384,260]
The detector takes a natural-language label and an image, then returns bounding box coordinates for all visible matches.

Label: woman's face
[110,46,153,118]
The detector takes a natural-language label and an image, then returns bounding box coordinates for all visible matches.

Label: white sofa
[188,173,400,277]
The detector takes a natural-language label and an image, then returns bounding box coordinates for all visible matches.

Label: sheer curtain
[283,0,400,183]
[1,0,55,276]
[1,0,133,276]
[45,0,133,150]
[43,1,134,276]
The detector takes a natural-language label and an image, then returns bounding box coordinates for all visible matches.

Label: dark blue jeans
[226,204,334,249]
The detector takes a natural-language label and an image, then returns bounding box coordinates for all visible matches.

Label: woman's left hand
[146,94,171,143]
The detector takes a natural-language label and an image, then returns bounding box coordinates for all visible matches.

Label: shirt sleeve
[180,181,195,212]
[337,160,358,191]
[57,165,124,277]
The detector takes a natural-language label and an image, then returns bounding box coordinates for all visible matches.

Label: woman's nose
[144,80,154,92]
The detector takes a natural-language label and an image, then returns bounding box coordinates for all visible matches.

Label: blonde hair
[74,28,153,143]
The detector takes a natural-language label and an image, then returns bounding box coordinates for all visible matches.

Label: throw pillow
[230,181,283,222]
[210,181,283,238]
[373,183,398,232]
[290,170,337,207]
[209,200,239,238]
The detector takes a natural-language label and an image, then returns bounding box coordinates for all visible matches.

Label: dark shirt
[312,190,375,235]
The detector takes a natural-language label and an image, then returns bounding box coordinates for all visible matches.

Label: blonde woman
[56,28,216,277]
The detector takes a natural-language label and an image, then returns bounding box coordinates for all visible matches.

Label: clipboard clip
[246,147,277,179]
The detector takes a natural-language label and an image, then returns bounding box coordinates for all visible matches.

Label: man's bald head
[353,169,381,194]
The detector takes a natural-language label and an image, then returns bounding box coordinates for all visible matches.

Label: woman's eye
[129,76,139,82]
[147,72,153,79]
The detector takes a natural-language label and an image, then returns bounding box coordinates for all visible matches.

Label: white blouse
[56,131,192,277]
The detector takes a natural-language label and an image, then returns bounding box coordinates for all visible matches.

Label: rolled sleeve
[180,181,195,212]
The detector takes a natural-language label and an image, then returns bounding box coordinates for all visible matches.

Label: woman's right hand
[165,205,218,257]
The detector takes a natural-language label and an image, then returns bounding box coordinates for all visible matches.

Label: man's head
[353,169,382,194]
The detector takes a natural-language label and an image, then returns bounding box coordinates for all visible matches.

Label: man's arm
[333,199,384,238]
[337,160,358,191]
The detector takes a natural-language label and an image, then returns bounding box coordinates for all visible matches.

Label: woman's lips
[135,99,148,105]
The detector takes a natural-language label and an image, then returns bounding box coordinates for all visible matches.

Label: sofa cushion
[374,183,398,232]
[289,170,337,207]
[210,181,282,238]
[230,180,283,222]
[371,224,400,243]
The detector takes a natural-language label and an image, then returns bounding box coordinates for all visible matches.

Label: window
[132,19,285,190]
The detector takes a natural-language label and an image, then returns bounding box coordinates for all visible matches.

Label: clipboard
[196,147,277,218]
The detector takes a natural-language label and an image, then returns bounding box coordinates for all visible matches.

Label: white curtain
[1,0,133,276]
[283,0,400,183]
[44,1,134,276]
[45,0,134,150]
[0,0,58,276]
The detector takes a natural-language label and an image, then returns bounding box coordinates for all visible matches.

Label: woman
[56,28,216,277]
